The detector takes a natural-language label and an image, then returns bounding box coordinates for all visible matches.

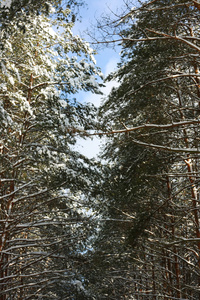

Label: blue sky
[72,0,123,158]
[72,0,123,105]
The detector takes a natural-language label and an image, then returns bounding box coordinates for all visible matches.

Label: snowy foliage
[1,0,12,8]
[0,3,101,298]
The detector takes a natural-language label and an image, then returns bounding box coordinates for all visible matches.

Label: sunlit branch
[89,120,200,136]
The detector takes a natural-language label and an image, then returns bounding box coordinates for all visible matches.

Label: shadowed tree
[84,0,200,298]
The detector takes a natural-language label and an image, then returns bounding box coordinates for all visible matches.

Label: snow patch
[1,0,12,8]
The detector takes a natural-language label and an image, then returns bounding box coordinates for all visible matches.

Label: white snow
[1,0,12,8]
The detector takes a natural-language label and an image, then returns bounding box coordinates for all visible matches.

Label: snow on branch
[90,120,200,136]
[1,0,12,8]
[81,120,200,153]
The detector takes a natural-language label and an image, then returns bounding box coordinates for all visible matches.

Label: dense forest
[0,0,200,299]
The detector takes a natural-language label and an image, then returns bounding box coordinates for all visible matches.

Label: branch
[87,120,200,154]
[146,29,200,53]
[115,1,191,27]
[131,138,200,154]
[90,120,200,136]
[128,73,200,96]
[161,238,200,246]
[28,81,70,90]
[0,181,34,201]
[193,0,200,11]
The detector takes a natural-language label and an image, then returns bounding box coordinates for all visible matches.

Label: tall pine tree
[0,1,102,298]
[86,0,200,298]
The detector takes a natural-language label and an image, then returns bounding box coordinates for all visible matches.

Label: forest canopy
[1,0,200,299]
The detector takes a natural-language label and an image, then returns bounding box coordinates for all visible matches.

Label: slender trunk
[176,81,200,268]
[167,176,181,298]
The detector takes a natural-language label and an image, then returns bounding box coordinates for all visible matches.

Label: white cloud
[75,136,104,159]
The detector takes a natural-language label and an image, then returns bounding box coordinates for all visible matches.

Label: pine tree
[86,0,200,298]
[0,1,102,298]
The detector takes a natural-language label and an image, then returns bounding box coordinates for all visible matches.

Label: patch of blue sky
[71,0,124,158]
